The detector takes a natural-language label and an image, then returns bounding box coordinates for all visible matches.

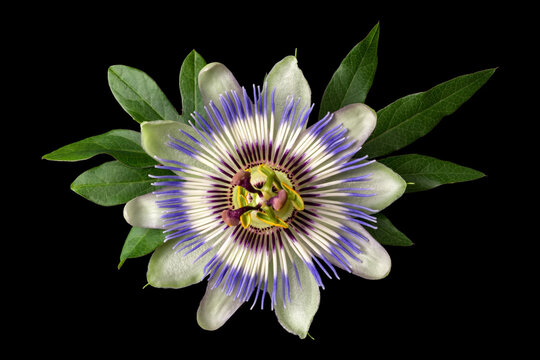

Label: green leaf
[108,65,181,123]
[118,227,164,269]
[179,50,207,117]
[360,68,496,158]
[368,213,413,247]
[70,161,171,206]
[379,154,485,193]
[42,129,157,168]
[318,22,379,118]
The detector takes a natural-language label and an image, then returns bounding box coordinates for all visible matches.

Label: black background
[21,4,528,357]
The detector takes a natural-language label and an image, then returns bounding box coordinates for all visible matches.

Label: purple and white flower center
[223,165,302,230]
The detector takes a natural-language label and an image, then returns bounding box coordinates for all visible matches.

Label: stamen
[255,211,289,228]
[231,170,262,195]
[222,206,260,227]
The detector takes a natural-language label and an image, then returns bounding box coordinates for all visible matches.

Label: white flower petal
[147,239,215,289]
[291,103,376,178]
[123,189,173,229]
[266,56,311,128]
[346,222,391,279]
[323,220,391,280]
[304,103,376,155]
[349,161,406,213]
[274,254,320,339]
[294,206,391,280]
[331,103,377,150]
[197,279,245,331]
[198,62,243,112]
[307,161,406,214]
[141,120,214,173]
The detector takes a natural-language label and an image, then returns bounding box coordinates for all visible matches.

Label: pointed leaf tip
[41,129,157,168]
[361,68,496,158]
[119,227,164,268]
[319,22,380,118]
[180,50,207,117]
[367,213,413,247]
[108,65,181,123]
[379,154,486,193]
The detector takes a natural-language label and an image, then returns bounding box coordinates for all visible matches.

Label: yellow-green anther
[281,182,304,210]
[260,204,278,222]
[240,211,251,229]
[255,207,289,229]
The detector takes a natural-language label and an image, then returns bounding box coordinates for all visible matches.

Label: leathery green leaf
[108,65,182,123]
[360,68,496,158]
[367,213,413,247]
[179,50,207,117]
[119,227,164,269]
[42,129,157,168]
[379,154,485,193]
[70,161,172,206]
[319,22,379,118]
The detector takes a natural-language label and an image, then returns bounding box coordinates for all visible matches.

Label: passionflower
[123,56,406,338]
